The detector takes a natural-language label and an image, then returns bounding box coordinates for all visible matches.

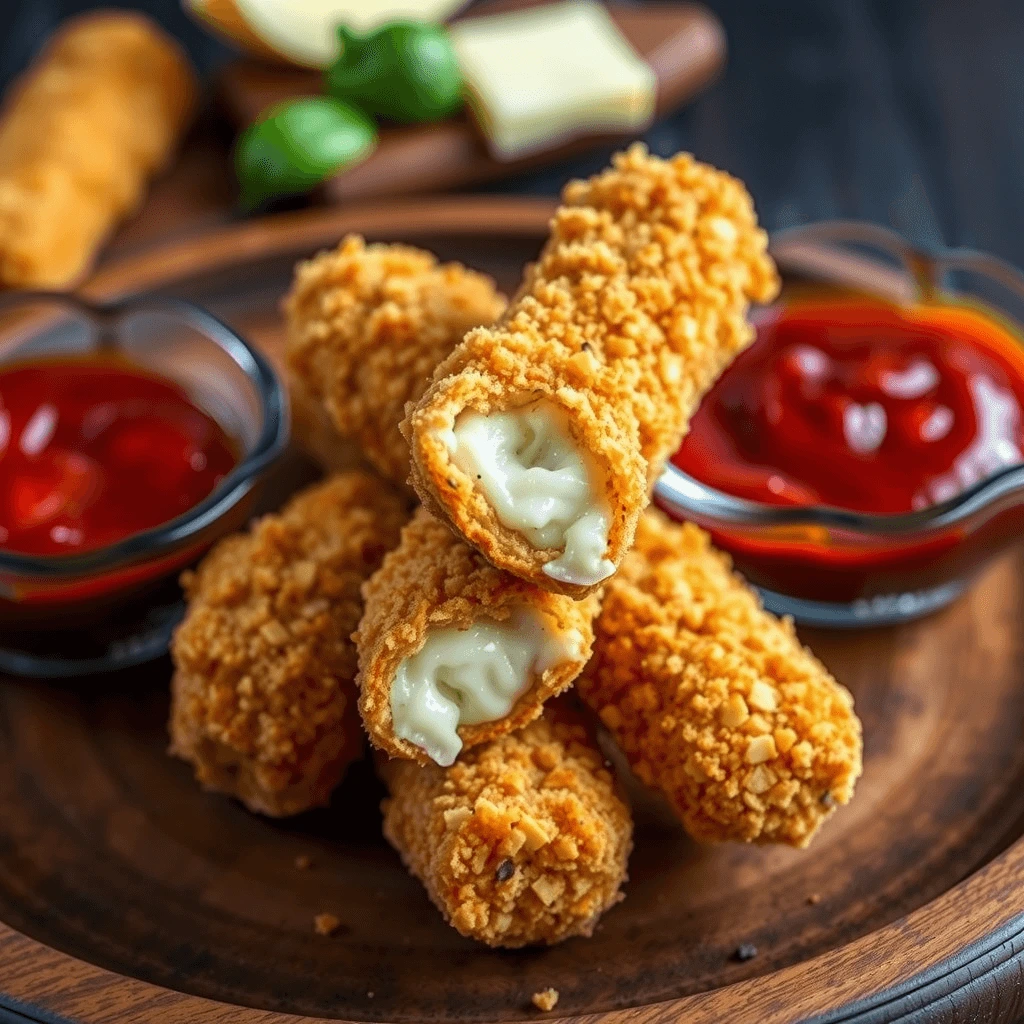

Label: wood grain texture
[216,3,726,203]
[1,201,1024,1023]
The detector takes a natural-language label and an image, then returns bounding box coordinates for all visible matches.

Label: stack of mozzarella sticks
[170,145,863,948]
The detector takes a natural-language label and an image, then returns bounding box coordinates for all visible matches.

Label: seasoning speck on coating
[577,509,862,847]
[169,472,408,817]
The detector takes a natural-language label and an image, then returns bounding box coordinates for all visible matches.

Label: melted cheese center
[446,401,614,586]
[390,609,579,766]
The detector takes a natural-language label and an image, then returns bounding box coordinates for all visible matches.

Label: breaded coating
[285,236,506,485]
[356,507,600,765]
[170,473,407,817]
[289,372,364,474]
[404,144,779,596]
[0,11,197,288]
[381,702,632,947]
[577,510,862,847]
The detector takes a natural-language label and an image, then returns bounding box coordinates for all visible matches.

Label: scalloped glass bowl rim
[0,292,288,581]
[654,220,1024,539]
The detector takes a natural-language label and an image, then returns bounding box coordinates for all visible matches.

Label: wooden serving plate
[217,2,726,203]
[3,198,1024,1024]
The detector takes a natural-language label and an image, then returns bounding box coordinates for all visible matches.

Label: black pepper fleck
[495,859,515,882]
[733,943,758,962]
[581,342,591,352]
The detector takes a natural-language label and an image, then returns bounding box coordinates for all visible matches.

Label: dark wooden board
[3,198,1024,1024]
[217,3,726,202]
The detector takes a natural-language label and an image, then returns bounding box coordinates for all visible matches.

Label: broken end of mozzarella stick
[285,235,506,486]
[169,472,408,817]
[381,701,632,947]
[578,510,862,848]
[403,144,779,597]
[356,506,600,767]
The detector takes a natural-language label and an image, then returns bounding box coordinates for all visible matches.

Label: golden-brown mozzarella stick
[577,510,862,847]
[381,701,632,947]
[170,473,407,817]
[403,144,779,597]
[0,11,197,288]
[285,236,506,485]
[356,507,600,767]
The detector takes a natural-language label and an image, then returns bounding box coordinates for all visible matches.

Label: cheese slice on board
[450,0,657,161]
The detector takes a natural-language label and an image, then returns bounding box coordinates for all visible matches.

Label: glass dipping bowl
[0,292,288,675]
[654,221,1024,628]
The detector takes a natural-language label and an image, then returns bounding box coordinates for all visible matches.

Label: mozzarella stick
[0,11,197,288]
[356,507,599,767]
[285,236,506,485]
[170,473,407,817]
[403,144,779,597]
[381,701,632,947]
[577,510,862,847]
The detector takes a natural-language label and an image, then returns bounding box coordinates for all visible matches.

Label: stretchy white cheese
[446,401,614,587]
[390,608,581,766]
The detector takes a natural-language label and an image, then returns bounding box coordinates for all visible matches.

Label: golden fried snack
[285,236,507,485]
[356,507,600,767]
[0,11,197,288]
[577,510,862,847]
[403,144,779,598]
[381,701,632,947]
[170,473,407,817]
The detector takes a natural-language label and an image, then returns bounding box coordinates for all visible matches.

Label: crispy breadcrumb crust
[577,510,862,847]
[381,702,632,947]
[403,145,779,596]
[0,11,196,288]
[289,372,365,474]
[356,507,600,765]
[285,236,506,485]
[169,473,407,817]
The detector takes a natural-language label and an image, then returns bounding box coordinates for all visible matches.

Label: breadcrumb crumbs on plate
[314,913,341,936]
[532,988,559,1012]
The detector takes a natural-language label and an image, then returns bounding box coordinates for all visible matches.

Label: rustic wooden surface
[0,202,1023,1024]
[216,3,726,203]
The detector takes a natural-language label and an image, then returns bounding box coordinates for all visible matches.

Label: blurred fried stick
[0,11,197,288]
[285,236,506,485]
[170,472,407,817]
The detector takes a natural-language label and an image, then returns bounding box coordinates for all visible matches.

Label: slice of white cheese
[231,0,467,67]
[450,0,657,161]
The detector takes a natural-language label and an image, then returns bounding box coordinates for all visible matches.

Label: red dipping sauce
[669,295,1024,606]
[675,297,1024,514]
[0,356,237,556]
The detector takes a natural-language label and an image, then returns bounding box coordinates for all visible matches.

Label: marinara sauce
[669,296,1024,603]
[0,356,237,556]
[674,297,1024,515]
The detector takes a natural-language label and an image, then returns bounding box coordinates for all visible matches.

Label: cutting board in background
[217,2,725,203]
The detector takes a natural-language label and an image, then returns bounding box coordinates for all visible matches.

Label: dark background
[0,0,1021,264]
